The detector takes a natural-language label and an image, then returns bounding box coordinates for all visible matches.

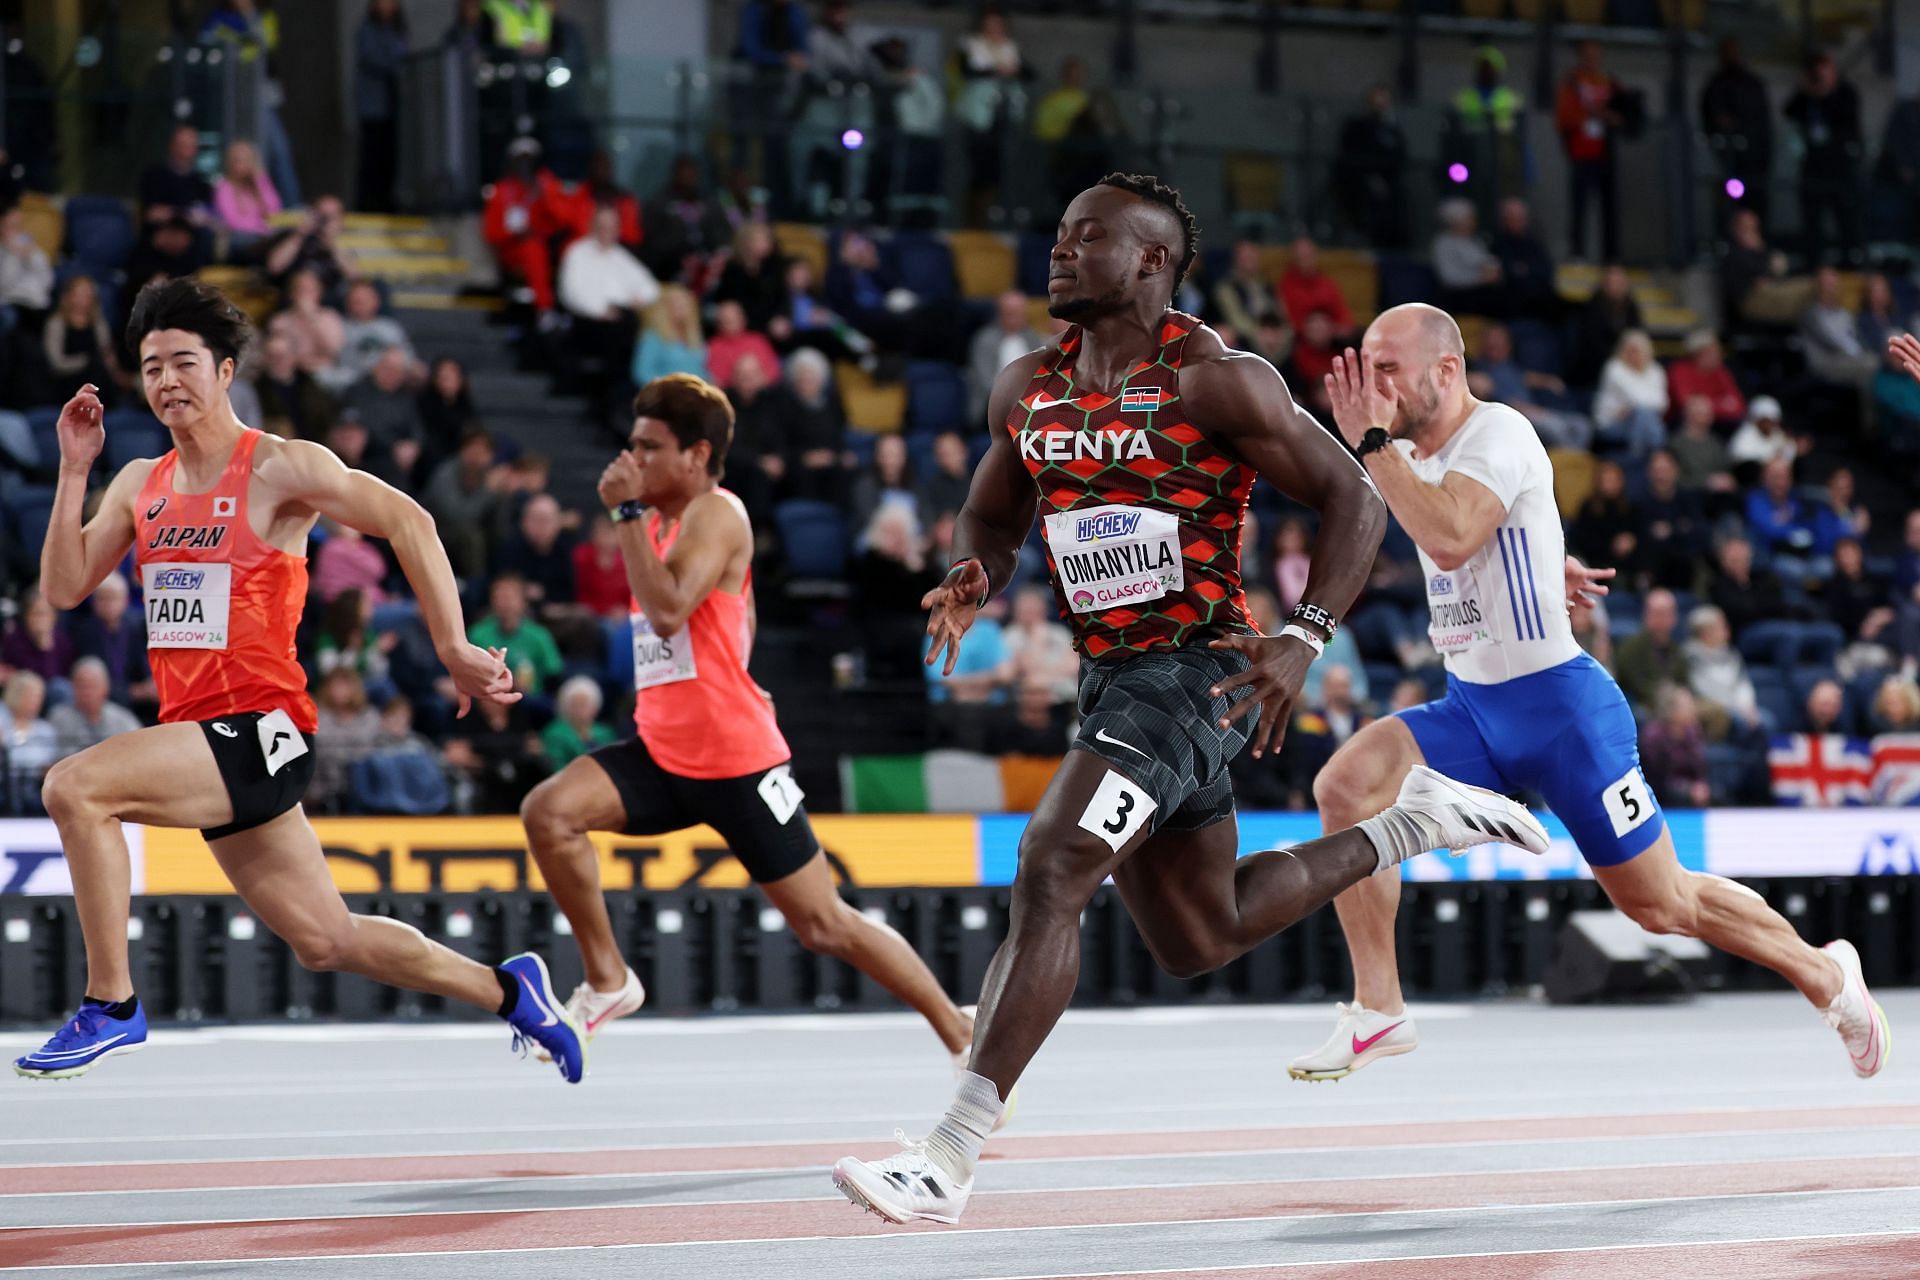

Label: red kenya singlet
[132,429,317,732]
[1010,310,1255,658]
[630,490,790,778]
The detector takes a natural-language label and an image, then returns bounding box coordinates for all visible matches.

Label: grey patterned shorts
[1071,640,1261,834]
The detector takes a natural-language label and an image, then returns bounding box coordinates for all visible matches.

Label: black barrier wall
[1,879,1915,1024]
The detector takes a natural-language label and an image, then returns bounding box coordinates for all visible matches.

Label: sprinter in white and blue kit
[1288,303,1890,1082]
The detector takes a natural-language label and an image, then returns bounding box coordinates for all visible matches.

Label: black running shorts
[1070,641,1260,836]
[588,736,819,884]
[198,711,317,842]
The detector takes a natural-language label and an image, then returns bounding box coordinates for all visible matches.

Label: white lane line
[2,1152,1915,1230]
[3,1189,1917,1271]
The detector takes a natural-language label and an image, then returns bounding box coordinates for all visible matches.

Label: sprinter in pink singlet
[521,375,980,1072]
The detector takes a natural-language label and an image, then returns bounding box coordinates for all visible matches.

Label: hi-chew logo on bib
[142,561,231,649]
[631,609,697,689]
[1043,504,1183,614]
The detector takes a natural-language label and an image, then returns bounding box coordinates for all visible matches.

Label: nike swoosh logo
[1031,396,1077,410]
[519,974,559,1029]
[1351,1022,1404,1055]
[1093,727,1148,758]
[32,1033,128,1061]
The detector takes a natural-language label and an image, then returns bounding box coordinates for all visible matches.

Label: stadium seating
[888,232,957,306]
[947,230,1016,300]
[103,410,166,471]
[774,499,850,579]
[836,362,907,433]
[61,195,135,279]
[905,360,968,434]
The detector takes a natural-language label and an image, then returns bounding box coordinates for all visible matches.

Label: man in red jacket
[483,138,560,315]
[1555,40,1623,261]
[1666,329,1747,428]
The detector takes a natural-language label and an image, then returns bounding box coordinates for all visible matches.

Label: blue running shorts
[1394,653,1664,867]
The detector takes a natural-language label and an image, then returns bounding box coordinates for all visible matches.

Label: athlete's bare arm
[252,437,518,714]
[39,383,153,609]
[925,349,1048,675]
[596,454,751,637]
[1325,348,1504,571]
[1180,331,1388,755]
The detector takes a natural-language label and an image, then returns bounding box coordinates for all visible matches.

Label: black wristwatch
[1289,602,1338,638]
[1354,427,1392,459]
[608,500,647,524]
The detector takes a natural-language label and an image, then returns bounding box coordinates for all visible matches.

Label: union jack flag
[1870,735,1920,806]
[1120,386,1162,412]
[1768,734,1873,806]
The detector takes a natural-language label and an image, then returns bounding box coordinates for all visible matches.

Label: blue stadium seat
[1377,255,1439,308]
[103,409,166,470]
[889,232,956,305]
[906,360,968,434]
[774,498,849,578]
[1750,667,1795,733]
[63,196,136,276]
[25,406,60,466]
[1016,231,1056,296]
[1796,621,1845,670]
[1737,619,1798,669]
[603,615,635,685]
[1508,318,1564,378]
[843,429,880,469]
[904,430,937,481]
[12,489,54,556]
[371,599,421,635]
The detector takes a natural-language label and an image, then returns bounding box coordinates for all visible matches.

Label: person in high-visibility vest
[484,0,551,56]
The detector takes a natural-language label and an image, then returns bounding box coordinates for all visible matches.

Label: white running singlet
[1401,401,1582,685]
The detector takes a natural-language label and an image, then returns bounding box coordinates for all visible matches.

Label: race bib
[142,562,231,650]
[1042,505,1184,615]
[1425,569,1496,656]
[256,708,310,778]
[631,610,697,689]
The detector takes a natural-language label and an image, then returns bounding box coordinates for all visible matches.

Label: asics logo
[1351,1022,1404,1055]
[211,722,238,738]
[519,974,559,1028]
[1093,727,1148,759]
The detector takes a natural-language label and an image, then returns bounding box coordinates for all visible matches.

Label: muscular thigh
[1018,749,1165,892]
[539,753,638,834]
[56,722,235,830]
[205,806,352,943]
[1111,813,1242,944]
[1589,827,1687,915]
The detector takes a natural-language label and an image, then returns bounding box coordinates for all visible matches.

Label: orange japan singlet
[630,490,788,779]
[132,429,317,732]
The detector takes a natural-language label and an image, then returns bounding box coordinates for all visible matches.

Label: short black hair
[125,276,253,369]
[632,373,735,477]
[1097,171,1199,289]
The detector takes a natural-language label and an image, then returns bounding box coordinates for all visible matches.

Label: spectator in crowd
[1031,56,1089,151]
[918,429,973,527]
[423,428,503,578]
[954,7,1028,225]
[1278,662,1370,800]
[541,675,615,770]
[1270,517,1312,613]
[570,514,630,620]
[1803,676,1847,734]
[0,671,57,796]
[706,299,781,391]
[1811,466,1870,557]
[869,35,947,216]
[486,0,554,57]
[269,269,347,384]
[730,0,807,215]
[1556,40,1624,261]
[1873,100,1920,246]
[807,0,876,90]
[482,139,560,317]
[1571,459,1639,573]
[354,0,410,214]
[1857,273,1909,356]
[557,150,643,249]
[341,347,428,485]
[417,356,476,460]
[443,695,546,814]
[1822,536,1894,647]
[198,0,300,206]
[43,276,127,406]
[1641,684,1711,807]
[724,351,783,523]
[640,155,731,284]
[1668,396,1736,495]
[969,291,1046,423]
[1869,674,1920,735]
[329,279,420,394]
[1490,197,1556,322]
[852,501,937,677]
[1783,51,1864,265]
[493,492,576,609]
[1286,309,1340,417]
[1638,449,1709,589]
[996,679,1072,756]
[1709,533,1798,636]
[1468,322,1589,449]
[1571,591,1613,670]
[0,205,53,325]
[770,257,870,363]
[310,666,383,812]
[1388,677,1427,714]
[713,222,789,334]
[1,587,73,683]
[926,593,1010,750]
[251,332,335,442]
[311,520,387,606]
[263,194,360,294]
[1277,237,1351,336]
[1431,199,1503,316]
[68,572,152,711]
[823,230,907,345]
[1701,38,1774,227]
[1592,329,1668,456]
[1571,263,1641,386]
[1720,209,1808,329]
[632,285,710,387]
[468,572,562,696]
[48,657,140,759]
[138,123,213,237]
[1799,266,1877,399]
[850,432,917,536]
[1246,311,1295,371]
[314,587,393,686]
[212,140,283,253]
[1334,84,1408,250]
[373,694,436,758]
[560,204,662,409]
[125,214,211,293]
[1614,588,1689,711]
[1002,584,1077,705]
[1450,46,1529,200]
[1665,329,1746,429]
[1211,241,1277,344]
[1728,395,1800,471]
[1745,456,1817,572]
[1683,604,1762,739]
[323,415,374,478]
[776,347,848,501]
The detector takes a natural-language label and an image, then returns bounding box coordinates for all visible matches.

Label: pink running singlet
[630,490,790,779]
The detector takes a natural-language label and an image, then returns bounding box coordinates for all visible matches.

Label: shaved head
[1371,303,1465,365]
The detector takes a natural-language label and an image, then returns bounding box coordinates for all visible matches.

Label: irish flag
[841,751,1062,813]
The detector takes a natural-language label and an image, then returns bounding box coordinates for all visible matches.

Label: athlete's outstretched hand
[445,643,520,718]
[922,558,988,677]
[1324,348,1400,449]
[1206,631,1315,759]
[1890,333,1920,383]
[1565,554,1615,610]
[55,383,106,472]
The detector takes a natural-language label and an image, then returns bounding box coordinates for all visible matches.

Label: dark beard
[1047,280,1129,322]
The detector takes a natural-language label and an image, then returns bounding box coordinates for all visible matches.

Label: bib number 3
[1077,769,1157,852]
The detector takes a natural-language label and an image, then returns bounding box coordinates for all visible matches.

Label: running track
[0,995,1913,1278]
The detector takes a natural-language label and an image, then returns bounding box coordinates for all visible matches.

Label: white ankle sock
[922,1069,1003,1183]
[1356,806,1445,873]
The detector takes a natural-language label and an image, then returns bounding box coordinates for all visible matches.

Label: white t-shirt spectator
[49,699,142,758]
[1728,416,1797,466]
[559,238,662,320]
[1002,619,1079,703]
[1593,356,1669,426]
